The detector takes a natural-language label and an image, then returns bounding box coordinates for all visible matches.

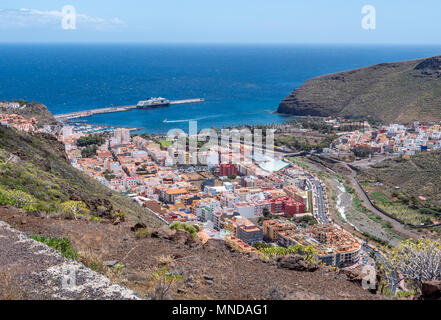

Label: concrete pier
[54,98,205,121]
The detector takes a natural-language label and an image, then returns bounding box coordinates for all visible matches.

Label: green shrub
[113,262,125,274]
[36,200,59,213]
[420,207,441,216]
[252,242,273,250]
[90,216,103,223]
[258,244,317,264]
[30,235,78,260]
[0,188,12,206]
[60,200,90,219]
[4,189,37,212]
[112,210,126,221]
[259,246,290,257]
[295,215,318,226]
[77,135,105,147]
[135,228,149,239]
[169,222,198,238]
[81,145,98,158]
[397,290,417,298]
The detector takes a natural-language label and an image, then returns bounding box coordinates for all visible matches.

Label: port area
[54,98,205,121]
[66,120,143,134]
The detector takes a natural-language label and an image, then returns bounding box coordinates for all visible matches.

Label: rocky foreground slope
[0,207,384,300]
[278,55,441,123]
[0,219,138,300]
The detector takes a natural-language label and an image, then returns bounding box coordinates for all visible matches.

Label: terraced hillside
[358,151,441,226]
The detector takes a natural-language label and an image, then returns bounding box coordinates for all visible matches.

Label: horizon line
[1,41,441,46]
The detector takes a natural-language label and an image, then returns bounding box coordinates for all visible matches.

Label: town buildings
[113,128,131,146]
[219,163,238,177]
[278,225,361,267]
[0,102,23,109]
[332,121,441,157]
[262,219,297,241]
[225,216,263,244]
[0,113,37,132]
[60,126,362,263]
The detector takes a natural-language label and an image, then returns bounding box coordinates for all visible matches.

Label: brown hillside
[278,55,441,123]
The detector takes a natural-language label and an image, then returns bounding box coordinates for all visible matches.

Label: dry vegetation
[0,207,384,300]
[279,55,441,123]
[359,151,441,226]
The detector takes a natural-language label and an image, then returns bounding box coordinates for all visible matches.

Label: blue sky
[0,0,440,44]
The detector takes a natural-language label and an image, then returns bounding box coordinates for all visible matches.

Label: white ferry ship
[136,97,170,109]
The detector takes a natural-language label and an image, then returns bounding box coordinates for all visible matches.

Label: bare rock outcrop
[150,225,176,239]
[277,255,319,272]
[149,225,195,246]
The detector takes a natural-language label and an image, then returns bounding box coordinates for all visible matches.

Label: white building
[195,199,221,219]
[123,177,139,187]
[132,150,148,158]
[233,202,256,219]
[114,128,131,145]
[105,160,123,172]
[62,126,74,137]
[220,192,241,208]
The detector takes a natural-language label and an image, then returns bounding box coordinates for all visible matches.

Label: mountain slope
[359,150,441,207]
[278,56,441,123]
[0,125,162,226]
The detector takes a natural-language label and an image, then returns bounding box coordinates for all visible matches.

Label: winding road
[343,163,420,240]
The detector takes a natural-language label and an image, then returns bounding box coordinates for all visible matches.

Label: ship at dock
[55,98,205,121]
[136,97,170,109]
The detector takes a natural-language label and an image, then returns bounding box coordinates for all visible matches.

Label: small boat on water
[163,118,168,123]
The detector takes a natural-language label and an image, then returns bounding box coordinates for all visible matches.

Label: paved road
[308,174,330,224]
[283,159,330,224]
[362,243,400,295]
[287,156,406,294]
[289,155,405,294]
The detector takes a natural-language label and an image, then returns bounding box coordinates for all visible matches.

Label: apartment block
[278,225,361,267]
[262,219,297,241]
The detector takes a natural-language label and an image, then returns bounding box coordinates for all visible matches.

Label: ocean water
[1,44,441,133]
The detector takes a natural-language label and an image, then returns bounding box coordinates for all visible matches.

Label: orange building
[262,219,297,241]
